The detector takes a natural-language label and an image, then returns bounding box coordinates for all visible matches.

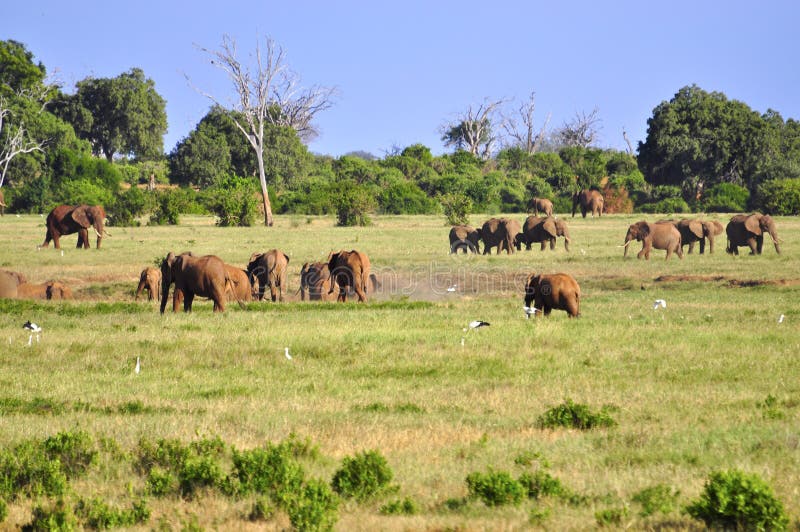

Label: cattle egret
[580,249,586,255]
[285,347,292,360]
[135,357,140,374]
[778,314,785,324]
[60,250,64,257]
[653,299,667,310]
[23,321,41,346]
[468,320,490,329]
[523,306,539,319]
[447,285,457,292]
[460,337,465,346]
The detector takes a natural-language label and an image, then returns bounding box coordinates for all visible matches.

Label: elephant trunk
[622,234,634,256]
[564,235,571,252]
[770,229,781,254]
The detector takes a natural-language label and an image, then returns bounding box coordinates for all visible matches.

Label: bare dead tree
[622,127,634,155]
[556,107,602,148]
[500,92,551,154]
[193,34,335,226]
[0,93,48,189]
[440,98,506,159]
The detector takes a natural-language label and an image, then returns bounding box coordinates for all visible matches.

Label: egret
[523,306,539,319]
[135,357,140,374]
[446,285,457,292]
[285,347,292,360]
[467,320,490,330]
[653,299,666,310]
[778,314,785,324]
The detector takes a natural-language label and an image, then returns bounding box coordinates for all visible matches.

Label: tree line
[2,39,800,227]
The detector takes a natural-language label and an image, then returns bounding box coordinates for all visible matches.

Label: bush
[148,187,206,225]
[703,182,750,212]
[465,469,525,507]
[536,398,617,430]
[331,450,393,501]
[43,429,97,478]
[0,497,7,523]
[518,470,566,500]
[179,455,225,498]
[74,497,151,529]
[231,444,305,504]
[205,174,259,227]
[247,497,274,521]
[110,186,152,226]
[146,467,177,497]
[23,498,78,531]
[632,484,679,517]
[637,198,690,214]
[754,178,800,215]
[378,180,437,214]
[329,179,375,226]
[439,193,472,226]
[595,506,628,527]
[57,178,115,206]
[379,497,418,515]
[0,441,68,500]
[685,469,789,530]
[285,478,339,532]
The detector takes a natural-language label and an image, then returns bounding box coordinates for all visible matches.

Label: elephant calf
[623,221,683,260]
[224,264,253,304]
[524,273,580,318]
[449,225,481,254]
[247,249,290,302]
[135,267,161,301]
[300,262,337,301]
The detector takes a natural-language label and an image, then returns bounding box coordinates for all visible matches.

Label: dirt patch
[655,275,800,288]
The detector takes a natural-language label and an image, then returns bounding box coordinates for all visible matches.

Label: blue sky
[5,1,800,158]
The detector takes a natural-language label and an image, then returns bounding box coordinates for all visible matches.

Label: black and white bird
[23,321,42,346]
[466,320,490,330]
[653,299,667,310]
[523,306,539,319]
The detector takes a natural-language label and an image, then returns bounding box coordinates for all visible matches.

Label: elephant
[160,251,230,313]
[668,219,724,254]
[449,224,481,254]
[726,213,781,255]
[299,262,338,301]
[0,270,22,298]
[516,216,571,251]
[135,267,161,301]
[247,249,290,302]
[527,197,554,217]
[16,281,73,300]
[572,189,604,218]
[40,204,108,249]
[523,272,581,318]
[623,221,683,260]
[224,264,253,303]
[0,269,27,286]
[327,250,371,302]
[480,217,520,254]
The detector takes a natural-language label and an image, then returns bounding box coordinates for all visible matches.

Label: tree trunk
[256,151,273,226]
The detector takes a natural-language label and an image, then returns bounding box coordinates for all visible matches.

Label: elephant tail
[225,274,247,310]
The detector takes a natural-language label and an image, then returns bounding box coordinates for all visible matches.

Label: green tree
[0,40,47,96]
[58,68,167,161]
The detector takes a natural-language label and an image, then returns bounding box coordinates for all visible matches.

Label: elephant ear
[705,221,724,236]
[687,221,704,238]
[637,222,650,237]
[282,251,290,264]
[249,252,262,264]
[71,205,90,227]
[541,218,558,238]
[745,215,762,234]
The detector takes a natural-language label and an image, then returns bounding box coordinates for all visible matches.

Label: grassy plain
[0,212,798,530]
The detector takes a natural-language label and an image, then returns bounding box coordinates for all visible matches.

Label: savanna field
[0,213,798,530]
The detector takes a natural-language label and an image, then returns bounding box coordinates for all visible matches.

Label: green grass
[0,213,798,530]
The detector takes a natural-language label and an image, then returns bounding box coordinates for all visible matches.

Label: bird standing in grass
[135,357,140,374]
[23,321,41,346]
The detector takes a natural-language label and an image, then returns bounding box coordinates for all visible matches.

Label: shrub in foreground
[685,469,788,530]
[465,469,525,507]
[286,478,339,532]
[331,450,393,501]
[536,398,616,430]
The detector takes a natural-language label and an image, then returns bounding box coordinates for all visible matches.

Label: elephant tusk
[619,240,633,248]
[94,227,103,238]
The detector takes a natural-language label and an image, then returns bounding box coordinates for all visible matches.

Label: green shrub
[465,469,525,507]
[754,178,800,215]
[57,178,115,206]
[0,441,68,500]
[285,478,340,532]
[43,430,97,478]
[278,433,320,461]
[148,187,206,225]
[135,438,190,474]
[329,179,375,226]
[204,174,259,227]
[378,180,437,214]
[0,497,7,523]
[110,186,152,226]
[536,398,617,430]
[529,505,551,525]
[331,450,393,501]
[685,469,789,530]
[179,455,225,498]
[702,182,750,212]
[74,497,151,529]
[23,498,78,531]
[518,470,566,500]
[439,193,472,226]
[231,444,305,504]
[631,484,679,517]
[146,467,177,497]
[379,497,418,515]
[637,197,690,214]
[247,497,274,521]
[595,506,628,527]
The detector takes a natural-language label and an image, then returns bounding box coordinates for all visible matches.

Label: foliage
[74,497,150,529]
[595,506,628,526]
[204,174,259,227]
[637,197,691,214]
[247,497,274,521]
[631,484,680,517]
[42,430,97,478]
[0,441,68,500]
[753,178,800,215]
[285,478,339,532]
[518,470,567,500]
[148,187,205,225]
[536,398,617,430]
[439,193,472,225]
[231,444,305,503]
[702,183,750,212]
[685,469,789,531]
[379,497,418,515]
[331,450,393,501]
[329,179,375,226]
[0,497,6,523]
[109,186,152,226]
[378,180,438,214]
[465,469,525,507]
[23,499,78,531]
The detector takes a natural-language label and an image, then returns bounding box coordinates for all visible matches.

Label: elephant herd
[149,248,375,313]
[451,213,781,260]
[0,269,72,300]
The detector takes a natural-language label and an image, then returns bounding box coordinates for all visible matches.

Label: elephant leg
[269,281,278,302]
[756,235,764,254]
[747,237,758,255]
[52,232,61,249]
[707,237,713,254]
[687,241,695,254]
[550,239,556,250]
[77,228,89,248]
[540,241,546,251]
[637,244,647,260]
[172,288,185,312]
[338,285,347,302]
[183,292,195,312]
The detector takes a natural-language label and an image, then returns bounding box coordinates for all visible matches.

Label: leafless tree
[193,34,335,226]
[500,92,551,154]
[622,127,635,155]
[555,107,602,148]
[0,91,50,189]
[440,98,506,159]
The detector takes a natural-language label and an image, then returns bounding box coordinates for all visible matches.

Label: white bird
[446,285,457,292]
[580,249,587,255]
[653,299,667,310]
[60,250,64,257]
[284,347,292,360]
[778,314,785,324]
[135,357,140,374]
[468,320,490,329]
[23,321,41,346]
[460,337,465,346]
[523,306,539,319]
